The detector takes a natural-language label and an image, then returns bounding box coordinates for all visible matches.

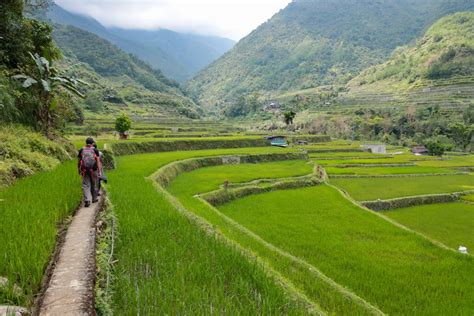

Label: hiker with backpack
[94,142,108,192]
[78,137,102,207]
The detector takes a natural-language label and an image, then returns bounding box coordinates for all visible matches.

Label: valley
[1,0,473,315]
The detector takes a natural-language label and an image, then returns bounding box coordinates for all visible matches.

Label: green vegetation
[326,166,458,176]
[331,174,474,201]
[0,0,84,133]
[186,0,474,115]
[114,113,131,138]
[386,202,474,250]
[352,12,474,87]
[52,24,201,119]
[0,124,73,187]
[107,148,315,314]
[217,185,474,314]
[42,3,235,83]
[0,161,81,306]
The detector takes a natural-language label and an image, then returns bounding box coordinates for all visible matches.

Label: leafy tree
[12,53,86,135]
[84,90,104,112]
[424,136,453,157]
[463,105,474,124]
[449,122,473,151]
[283,111,296,125]
[115,113,132,139]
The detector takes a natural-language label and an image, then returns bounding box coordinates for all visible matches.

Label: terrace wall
[111,138,270,156]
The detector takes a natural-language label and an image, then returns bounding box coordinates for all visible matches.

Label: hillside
[348,12,474,89]
[44,4,235,82]
[186,0,474,114]
[52,24,201,119]
[336,12,474,108]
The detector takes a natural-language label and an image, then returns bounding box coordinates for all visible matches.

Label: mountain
[43,3,235,82]
[332,11,474,109]
[348,12,474,89]
[52,24,201,119]
[186,0,474,114]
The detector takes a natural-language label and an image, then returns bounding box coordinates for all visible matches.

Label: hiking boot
[92,199,99,203]
[84,201,91,207]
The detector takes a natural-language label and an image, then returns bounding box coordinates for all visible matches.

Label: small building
[263,102,282,112]
[362,144,386,154]
[266,136,288,147]
[412,146,429,155]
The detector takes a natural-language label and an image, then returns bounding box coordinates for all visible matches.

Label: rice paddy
[0,161,81,306]
[331,174,474,201]
[4,129,474,314]
[385,202,474,250]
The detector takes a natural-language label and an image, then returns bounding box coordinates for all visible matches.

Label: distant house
[412,146,429,155]
[362,144,386,154]
[263,102,281,112]
[266,136,288,147]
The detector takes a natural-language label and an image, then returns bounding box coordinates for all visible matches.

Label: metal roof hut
[266,136,288,147]
[412,146,429,155]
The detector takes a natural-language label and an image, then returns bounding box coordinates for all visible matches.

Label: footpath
[38,196,103,316]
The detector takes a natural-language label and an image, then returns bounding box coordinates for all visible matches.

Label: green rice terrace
[1,124,474,315]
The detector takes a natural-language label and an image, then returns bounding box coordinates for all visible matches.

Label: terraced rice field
[0,162,81,306]
[106,148,313,314]
[4,134,474,314]
[385,202,474,250]
[217,185,474,315]
[331,175,474,200]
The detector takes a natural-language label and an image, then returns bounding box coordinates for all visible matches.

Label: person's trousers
[82,170,99,203]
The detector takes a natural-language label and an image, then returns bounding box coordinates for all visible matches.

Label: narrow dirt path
[38,197,103,316]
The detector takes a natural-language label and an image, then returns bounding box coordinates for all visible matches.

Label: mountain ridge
[43,3,235,82]
[186,0,474,115]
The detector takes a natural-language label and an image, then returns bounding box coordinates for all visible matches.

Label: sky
[54,0,292,40]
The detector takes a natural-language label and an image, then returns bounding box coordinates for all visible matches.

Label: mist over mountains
[44,3,235,82]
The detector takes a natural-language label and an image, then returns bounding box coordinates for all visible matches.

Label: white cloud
[54,0,292,40]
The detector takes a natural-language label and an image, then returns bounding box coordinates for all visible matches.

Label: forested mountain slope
[186,0,474,112]
[348,12,474,89]
[334,12,474,109]
[44,4,234,82]
[53,24,201,118]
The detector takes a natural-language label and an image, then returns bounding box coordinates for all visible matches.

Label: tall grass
[385,202,474,250]
[331,174,474,200]
[325,165,458,175]
[167,162,379,314]
[218,186,474,314]
[0,161,81,306]
[107,148,310,314]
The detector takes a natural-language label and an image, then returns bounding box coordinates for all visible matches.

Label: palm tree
[12,52,87,134]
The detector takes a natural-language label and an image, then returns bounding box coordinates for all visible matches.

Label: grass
[326,165,458,175]
[166,161,377,314]
[0,161,81,306]
[107,148,312,314]
[70,135,265,149]
[309,152,391,158]
[314,154,434,165]
[168,160,313,195]
[385,202,474,250]
[218,185,474,315]
[416,155,474,168]
[331,174,474,200]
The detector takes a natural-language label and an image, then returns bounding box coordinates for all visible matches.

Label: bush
[115,113,132,136]
[0,124,73,186]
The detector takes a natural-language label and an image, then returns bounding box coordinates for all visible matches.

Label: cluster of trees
[302,105,474,153]
[0,0,84,136]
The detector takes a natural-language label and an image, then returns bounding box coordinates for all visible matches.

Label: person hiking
[78,138,102,207]
[93,142,107,193]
